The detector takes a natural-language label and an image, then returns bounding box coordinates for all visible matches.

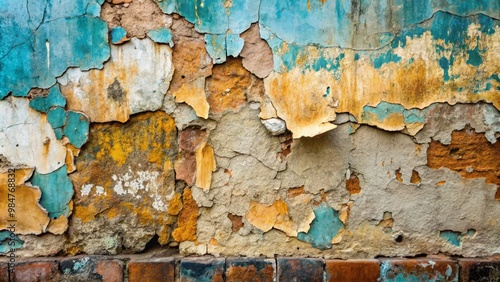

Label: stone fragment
[12,261,61,282]
[240,24,274,79]
[226,257,275,282]
[128,258,174,282]
[0,230,23,253]
[325,259,380,282]
[195,142,216,191]
[427,129,500,200]
[459,259,500,282]
[206,58,250,115]
[59,38,174,122]
[379,259,458,281]
[277,258,324,282]
[0,168,51,235]
[172,188,198,242]
[68,112,178,254]
[261,118,286,136]
[180,257,225,282]
[0,97,67,174]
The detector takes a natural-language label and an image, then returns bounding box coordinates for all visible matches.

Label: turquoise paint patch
[308,53,345,72]
[323,86,331,98]
[439,57,451,81]
[373,50,402,69]
[53,128,64,140]
[226,33,244,57]
[110,27,127,44]
[64,111,90,149]
[363,102,428,125]
[354,53,360,61]
[31,165,73,219]
[466,45,483,67]
[0,3,110,99]
[47,107,67,129]
[147,28,173,47]
[205,34,226,64]
[440,230,462,247]
[29,85,66,113]
[297,203,344,250]
[0,230,23,253]
[466,229,476,237]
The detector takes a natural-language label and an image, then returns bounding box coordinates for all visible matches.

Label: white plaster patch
[0,97,67,174]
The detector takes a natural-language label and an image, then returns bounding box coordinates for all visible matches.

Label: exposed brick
[325,259,379,282]
[128,258,175,282]
[0,262,9,282]
[96,260,123,282]
[180,257,225,282]
[459,259,500,282]
[12,261,61,282]
[277,257,324,282]
[226,257,275,282]
[380,259,458,281]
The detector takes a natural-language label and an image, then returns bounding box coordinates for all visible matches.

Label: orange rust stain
[172,188,198,242]
[209,238,218,245]
[427,129,500,200]
[395,168,403,183]
[346,175,361,195]
[206,57,250,114]
[287,186,305,198]
[410,170,421,184]
[436,181,446,186]
[227,213,244,232]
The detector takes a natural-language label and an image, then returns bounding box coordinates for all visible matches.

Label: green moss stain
[297,203,344,250]
[31,165,73,219]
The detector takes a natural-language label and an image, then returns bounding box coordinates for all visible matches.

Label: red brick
[459,258,500,282]
[128,258,175,282]
[277,257,323,282]
[96,260,123,282]
[12,261,61,282]
[226,257,275,282]
[325,259,379,282]
[380,258,458,281]
[180,257,225,282]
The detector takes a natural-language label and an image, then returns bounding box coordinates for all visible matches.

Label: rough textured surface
[1,0,500,263]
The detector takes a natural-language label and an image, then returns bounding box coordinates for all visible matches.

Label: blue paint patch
[47,107,67,129]
[0,0,110,99]
[466,45,484,67]
[226,33,245,57]
[29,85,66,113]
[363,102,426,124]
[439,57,451,82]
[31,165,73,219]
[205,34,227,64]
[0,230,23,253]
[308,53,345,72]
[354,53,360,61]
[373,50,402,69]
[110,27,128,44]
[323,86,331,98]
[53,128,64,140]
[440,230,462,247]
[297,203,344,250]
[147,28,173,47]
[64,111,90,149]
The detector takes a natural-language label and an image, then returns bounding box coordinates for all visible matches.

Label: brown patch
[287,186,305,198]
[395,168,403,183]
[427,129,500,200]
[240,23,274,79]
[226,214,243,233]
[346,174,361,195]
[175,127,208,185]
[377,211,394,233]
[206,57,250,114]
[101,0,169,38]
[436,181,446,186]
[278,131,293,159]
[172,188,198,242]
[27,88,49,99]
[0,154,12,169]
[168,17,213,94]
[410,169,421,184]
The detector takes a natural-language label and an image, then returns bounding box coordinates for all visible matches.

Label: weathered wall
[0,0,499,259]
